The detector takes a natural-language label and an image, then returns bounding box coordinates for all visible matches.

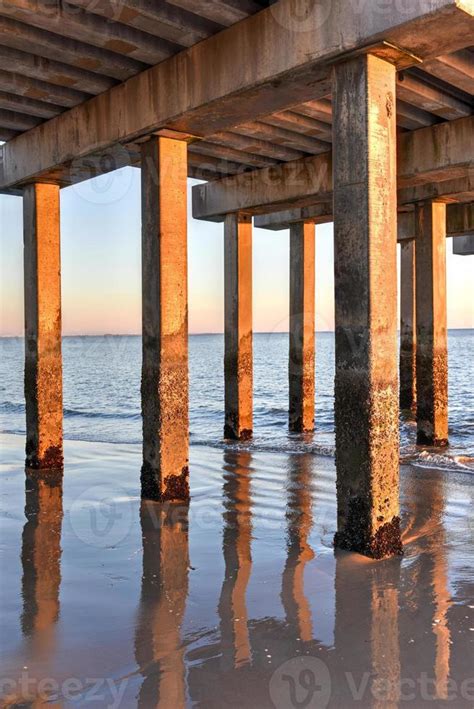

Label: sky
[0,166,473,336]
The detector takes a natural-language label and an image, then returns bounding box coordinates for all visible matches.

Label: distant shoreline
[1,328,473,339]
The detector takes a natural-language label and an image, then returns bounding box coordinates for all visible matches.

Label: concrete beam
[396,72,472,120]
[397,171,474,205]
[398,203,473,241]
[0,44,116,95]
[256,202,474,234]
[0,70,90,108]
[66,0,223,47]
[0,91,62,120]
[0,0,180,66]
[0,15,143,82]
[421,50,474,96]
[23,183,63,470]
[453,234,474,255]
[0,109,41,132]
[141,136,189,502]
[415,202,448,447]
[1,0,473,189]
[170,0,262,26]
[194,116,474,221]
[333,54,401,559]
[0,128,20,142]
[445,202,474,237]
[224,214,253,440]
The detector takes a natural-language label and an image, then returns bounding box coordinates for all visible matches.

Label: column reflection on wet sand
[281,454,314,643]
[21,469,63,663]
[333,466,454,707]
[218,450,253,670]
[401,470,452,701]
[334,549,402,708]
[135,500,189,708]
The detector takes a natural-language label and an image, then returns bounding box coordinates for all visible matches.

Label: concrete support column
[141,136,189,501]
[224,213,253,440]
[23,183,63,470]
[400,239,417,412]
[415,202,449,446]
[333,54,402,558]
[289,222,315,433]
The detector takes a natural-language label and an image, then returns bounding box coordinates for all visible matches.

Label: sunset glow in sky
[1,167,473,336]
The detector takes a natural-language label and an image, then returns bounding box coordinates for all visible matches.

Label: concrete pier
[2,0,472,560]
[141,136,190,501]
[400,240,417,412]
[289,222,315,433]
[332,54,402,559]
[415,202,449,447]
[23,183,63,470]
[224,214,253,440]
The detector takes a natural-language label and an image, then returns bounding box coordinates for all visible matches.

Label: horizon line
[1,327,473,338]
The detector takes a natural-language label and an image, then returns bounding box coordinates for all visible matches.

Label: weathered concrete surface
[400,240,417,412]
[333,55,401,559]
[289,222,315,433]
[398,203,473,241]
[415,202,449,447]
[256,200,473,235]
[255,204,332,231]
[2,0,473,189]
[193,116,474,221]
[446,202,474,237]
[23,183,63,470]
[141,136,189,501]
[453,233,474,254]
[398,171,474,206]
[224,214,253,440]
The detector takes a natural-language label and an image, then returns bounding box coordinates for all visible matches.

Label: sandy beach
[0,432,473,708]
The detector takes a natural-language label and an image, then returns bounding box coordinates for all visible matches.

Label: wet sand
[0,432,473,708]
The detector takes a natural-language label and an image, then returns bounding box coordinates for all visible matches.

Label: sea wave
[1,423,472,474]
[401,448,474,474]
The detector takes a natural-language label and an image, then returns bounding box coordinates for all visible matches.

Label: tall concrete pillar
[415,202,449,446]
[23,183,63,470]
[289,222,315,433]
[141,136,189,501]
[333,54,402,558]
[224,213,253,440]
[400,239,417,412]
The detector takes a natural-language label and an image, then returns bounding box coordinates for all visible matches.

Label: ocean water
[1,331,473,471]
